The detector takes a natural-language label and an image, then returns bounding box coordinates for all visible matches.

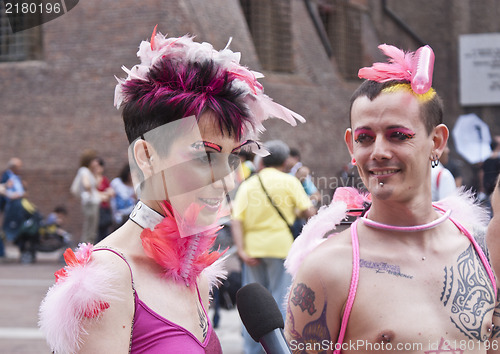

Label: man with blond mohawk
[285,44,500,353]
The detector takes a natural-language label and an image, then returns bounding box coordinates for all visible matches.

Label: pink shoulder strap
[333,220,360,354]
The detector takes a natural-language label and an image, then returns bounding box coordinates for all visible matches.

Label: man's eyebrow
[354,126,372,132]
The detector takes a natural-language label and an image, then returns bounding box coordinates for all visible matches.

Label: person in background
[292,165,321,236]
[238,150,256,181]
[232,140,316,354]
[70,150,101,244]
[285,147,302,176]
[1,158,27,244]
[110,164,136,229]
[481,136,500,209]
[430,144,456,201]
[94,158,115,242]
[295,165,321,206]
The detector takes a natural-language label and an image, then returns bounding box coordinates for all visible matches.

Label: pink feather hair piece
[39,243,121,354]
[358,44,435,94]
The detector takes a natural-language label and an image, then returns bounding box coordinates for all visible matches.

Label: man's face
[345,90,434,202]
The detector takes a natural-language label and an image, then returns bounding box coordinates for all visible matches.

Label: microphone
[236,283,292,354]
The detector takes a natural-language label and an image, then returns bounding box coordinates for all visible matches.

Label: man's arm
[231,219,259,266]
[285,254,341,354]
[487,291,500,354]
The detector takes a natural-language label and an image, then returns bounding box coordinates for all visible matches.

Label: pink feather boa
[39,244,121,354]
[140,201,227,287]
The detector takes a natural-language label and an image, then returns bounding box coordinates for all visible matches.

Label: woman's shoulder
[39,244,134,353]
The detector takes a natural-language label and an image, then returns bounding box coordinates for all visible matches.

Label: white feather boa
[285,187,489,279]
[285,201,348,278]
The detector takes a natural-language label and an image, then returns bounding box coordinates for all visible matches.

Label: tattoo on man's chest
[360,259,414,279]
[441,245,495,340]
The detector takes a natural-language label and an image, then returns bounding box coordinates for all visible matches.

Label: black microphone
[236,283,292,354]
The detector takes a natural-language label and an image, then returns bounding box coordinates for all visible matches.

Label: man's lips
[370,169,400,176]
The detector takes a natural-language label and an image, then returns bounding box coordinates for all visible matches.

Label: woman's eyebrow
[231,140,260,153]
[191,141,223,152]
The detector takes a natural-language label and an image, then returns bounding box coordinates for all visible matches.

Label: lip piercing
[379,182,384,187]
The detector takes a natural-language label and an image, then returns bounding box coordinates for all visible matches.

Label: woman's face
[142,111,246,231]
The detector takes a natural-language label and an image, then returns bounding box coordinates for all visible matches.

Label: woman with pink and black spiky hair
[39,27,305,354]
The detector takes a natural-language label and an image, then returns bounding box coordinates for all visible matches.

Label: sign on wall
[459,33,500,106]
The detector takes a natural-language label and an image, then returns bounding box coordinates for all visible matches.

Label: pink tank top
[333,213,496,354]
[94,248,222,354]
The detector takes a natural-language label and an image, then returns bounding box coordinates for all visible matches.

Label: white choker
[129,201,164,229]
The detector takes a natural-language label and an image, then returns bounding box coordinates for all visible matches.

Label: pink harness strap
[334,214,496,353]
[333,219,360,354]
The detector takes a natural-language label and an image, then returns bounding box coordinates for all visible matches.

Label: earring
[431,156,439,168]
[351,157,356,166]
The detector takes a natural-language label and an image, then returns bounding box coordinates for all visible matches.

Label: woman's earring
[351,157,357,166]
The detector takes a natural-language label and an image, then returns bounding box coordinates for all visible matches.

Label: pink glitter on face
[354,127,415,144]
[354,128,375,144]
[385,127,415,141]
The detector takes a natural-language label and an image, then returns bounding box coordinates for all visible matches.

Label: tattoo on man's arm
[291,283,317,315]
[288,283,331,353]
[442,245,496,341]
[491,289,500,338]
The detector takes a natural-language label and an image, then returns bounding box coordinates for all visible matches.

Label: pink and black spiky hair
[115,27,305,145]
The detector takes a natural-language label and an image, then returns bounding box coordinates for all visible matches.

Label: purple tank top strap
[93,247,135,285]
[333,220,361,354]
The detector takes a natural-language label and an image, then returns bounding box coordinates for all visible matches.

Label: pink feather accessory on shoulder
[39,243,121,354]
[358,44,435,94]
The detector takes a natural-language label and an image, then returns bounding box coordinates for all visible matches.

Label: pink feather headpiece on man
[358,43,435,95]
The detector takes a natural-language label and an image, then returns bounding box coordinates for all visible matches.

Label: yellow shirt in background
[232,167,313,259]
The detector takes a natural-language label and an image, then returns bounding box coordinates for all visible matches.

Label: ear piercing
[431,155,439,168]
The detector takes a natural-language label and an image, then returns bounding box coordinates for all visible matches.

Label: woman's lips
[198,197,223,210]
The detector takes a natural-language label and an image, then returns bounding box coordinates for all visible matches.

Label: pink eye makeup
[191,141,223,152]
[231,139,260,154]
[385,128,415,141]
[354,128,375,143]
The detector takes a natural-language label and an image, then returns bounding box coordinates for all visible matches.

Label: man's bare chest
[348,244,496,348]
